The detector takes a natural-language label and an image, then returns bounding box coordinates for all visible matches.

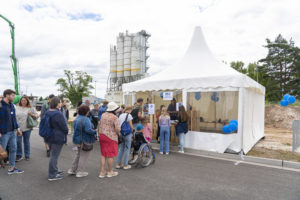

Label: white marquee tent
[123,26,265,154]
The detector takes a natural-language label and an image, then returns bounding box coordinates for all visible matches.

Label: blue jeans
[48,144,63,179]
[0,131,17,168]
[160,126,170,153]
[178,132,184,151]
[117,134,132,165]
[17,130,32,158]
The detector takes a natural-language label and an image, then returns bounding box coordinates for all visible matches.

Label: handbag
[27,108,38,128]
[80,119,94,151]
[118,135,124,145]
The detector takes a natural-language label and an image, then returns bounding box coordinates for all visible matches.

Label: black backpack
[131,107,140,124]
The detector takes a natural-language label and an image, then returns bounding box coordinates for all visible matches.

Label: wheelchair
[129,142,156,168]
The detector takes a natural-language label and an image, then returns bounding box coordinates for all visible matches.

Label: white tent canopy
[123,26,265,154]
[123,26,265,94]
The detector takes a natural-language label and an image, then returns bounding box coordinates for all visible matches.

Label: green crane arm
[0,14,19,95]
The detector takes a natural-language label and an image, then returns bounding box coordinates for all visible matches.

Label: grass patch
[248,147,300,162]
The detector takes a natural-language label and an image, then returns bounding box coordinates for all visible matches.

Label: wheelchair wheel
[137,143,153,167]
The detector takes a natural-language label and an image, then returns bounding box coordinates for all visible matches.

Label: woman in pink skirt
[98,102,121,178]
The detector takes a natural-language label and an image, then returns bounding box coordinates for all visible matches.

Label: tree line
[230,34,300,101]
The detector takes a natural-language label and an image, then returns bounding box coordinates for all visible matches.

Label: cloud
[0,0,300,98]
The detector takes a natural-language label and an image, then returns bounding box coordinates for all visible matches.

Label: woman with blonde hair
[159,107,170,155]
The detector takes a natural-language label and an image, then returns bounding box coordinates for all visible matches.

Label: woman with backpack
[68,105,97,178]
[116,106,134,170]
[41,97,69,181]
[175,105,189,153]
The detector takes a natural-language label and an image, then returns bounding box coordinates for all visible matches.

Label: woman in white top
[116,106,134,170]
[16,96,39,161]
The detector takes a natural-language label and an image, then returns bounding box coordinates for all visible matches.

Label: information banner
[163,92,173,101]
[176,102,183,111]
[148,104,155,115]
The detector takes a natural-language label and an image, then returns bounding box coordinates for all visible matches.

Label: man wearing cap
[40,94,55,157]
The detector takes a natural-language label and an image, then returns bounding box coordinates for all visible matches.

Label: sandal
[115,164,123,169]
[107,171,118,178]
[98,172,107,179]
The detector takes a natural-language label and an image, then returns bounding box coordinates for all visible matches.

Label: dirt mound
[265,105,300,130]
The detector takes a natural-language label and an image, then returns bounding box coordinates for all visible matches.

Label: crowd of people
[0,88,189,182]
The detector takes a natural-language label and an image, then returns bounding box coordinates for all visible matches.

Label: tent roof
[123,26,265,94]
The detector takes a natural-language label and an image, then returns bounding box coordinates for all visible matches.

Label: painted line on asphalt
[181,151,300,173]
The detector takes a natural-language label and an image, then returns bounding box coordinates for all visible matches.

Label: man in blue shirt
[0,89,24,174]
[98,101,108,122]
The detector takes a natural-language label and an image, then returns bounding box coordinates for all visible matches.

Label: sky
[1,0,300,98]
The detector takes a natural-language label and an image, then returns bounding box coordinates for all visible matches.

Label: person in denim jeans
[0,89,24,174]
[175,105,189,153]
[68,105,97,178]
[16,96,39,161]
[116,106,134,170]
[159,107,171,155]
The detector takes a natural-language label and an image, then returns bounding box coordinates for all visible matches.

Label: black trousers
[156,122,160,140]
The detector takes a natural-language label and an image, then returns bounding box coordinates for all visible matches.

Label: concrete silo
[106,30,150,103]
[109,46,117,84]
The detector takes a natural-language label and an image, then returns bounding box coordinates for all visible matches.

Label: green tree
[56,70,94,107]
[39,96,43,101]
[230,61,247,74]
[259,34,300,100]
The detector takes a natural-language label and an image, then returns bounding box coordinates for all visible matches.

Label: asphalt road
[0,129,300,200]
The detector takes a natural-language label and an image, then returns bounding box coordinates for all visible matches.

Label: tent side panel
[242,88,265,154]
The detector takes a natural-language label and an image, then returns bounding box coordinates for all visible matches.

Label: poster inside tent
[176,102,183,111]
[148,104,155,115]
[163,92,173,101]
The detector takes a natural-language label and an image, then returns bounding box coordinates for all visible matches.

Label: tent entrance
[187,91,239,134]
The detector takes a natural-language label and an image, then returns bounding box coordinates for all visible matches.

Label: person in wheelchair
[129,124,149,164]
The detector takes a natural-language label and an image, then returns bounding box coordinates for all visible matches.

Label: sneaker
[123,165,131,170]
[15,156,23,162]
[8,167,24,175]
[98,172,106,179]
[166,152,169,155]
[57,170,63,175]
[129,156,138,164]
[159,152,163,155]
[46,150,50,157]
[48,174,64,181]
[25,157,30,161]
[67,169,76,175]
[76,171,88,178]
[115,164,123,169]
[178,150,184,154]
[107,171,118,178]
[72,147,78,151]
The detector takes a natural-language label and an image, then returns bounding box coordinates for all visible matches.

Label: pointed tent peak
[181,26,217,61]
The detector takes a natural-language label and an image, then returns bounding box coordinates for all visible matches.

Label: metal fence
[292,120,300,153]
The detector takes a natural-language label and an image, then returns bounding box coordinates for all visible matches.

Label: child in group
[142,116,152,143]
[129,124,148,164]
